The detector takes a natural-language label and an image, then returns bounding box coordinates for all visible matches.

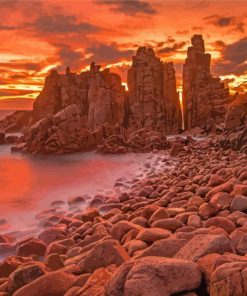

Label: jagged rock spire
[183,34,229,130]
[127,46,182,133]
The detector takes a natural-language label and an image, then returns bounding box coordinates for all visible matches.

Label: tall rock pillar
[183,34,229,130]
[127,47,181,133]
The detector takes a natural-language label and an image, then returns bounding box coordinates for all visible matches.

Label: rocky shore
[0,138,247,296]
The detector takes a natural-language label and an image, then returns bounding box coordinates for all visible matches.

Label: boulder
[79,239,129,273]
[17,238,47,257]
[12,269,76,296]
[230,195,247,212]
[8,263,45,293]
[38,227,66,245]
[135,238,187,259]
[111,221,143,241]
[107,257,201,296]
[74,266,115,296]
[175,234,235,262]
[0,256,32,278]
[210,261,247,295]
[203,217,236,234]
[136,228,171,243]
[151,218,184,232]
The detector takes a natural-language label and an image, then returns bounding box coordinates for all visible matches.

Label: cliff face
[183,35,229,130]
[33,67,89,122]
[127,47,181,133]
[0,110,32,133]
[33,64,125,130]
[225,94,247,129]
[87,63,125,129]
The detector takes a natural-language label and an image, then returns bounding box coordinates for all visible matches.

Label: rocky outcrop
[127,47,181,133]
[33,64,125,129]
[21,104,127,154]
[97,128,170,154]
[87,63,125,129]
[225,93,247,129]
[33,67,89,122]
[213,94,247,152]
[0,110,32,133]
[5,35,244,154]
[23,104,85,154]
[183,35,229,130]
[213,125,247,153]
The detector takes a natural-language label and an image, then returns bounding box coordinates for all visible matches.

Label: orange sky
[0,0,246,110]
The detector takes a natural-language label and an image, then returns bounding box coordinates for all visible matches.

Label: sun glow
[122,82,128,91]
[0,84,42,92]
[220,73,247,94]
[177,86,185,130]
[0,93,39,100]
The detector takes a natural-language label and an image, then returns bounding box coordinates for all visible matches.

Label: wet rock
[0,256,32,278]
[17,238,47,257]
[79,239,129,273]
[230,195,247,212]
[148,208,169,225]
[210,261,247,296]
[127,240,148,256]
[44,254,65,271]
[175,234,235,262]
[108,257,201,296]
[135,238,187,259]
[110,221,143,241]
[38,226,66,245]
[74,266,115,296]
[151,218,184,232]
[187,215,202,228]
[8,262,45,293]
[203,217,236,234]
[136,228,171,243]
[12,269,76,296]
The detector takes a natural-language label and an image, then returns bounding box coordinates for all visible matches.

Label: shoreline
[1,138,247,294]
[0,149,171,234]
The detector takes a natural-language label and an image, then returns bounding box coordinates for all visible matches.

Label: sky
[0,0,246,110]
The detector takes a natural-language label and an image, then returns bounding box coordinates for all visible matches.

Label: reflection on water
[0,145,155,231]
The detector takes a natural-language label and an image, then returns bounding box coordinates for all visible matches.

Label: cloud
[204,14,245,33]
[84,43,134,64]
[95,0,156,16]
[0,89,36,97]
[55,44,83,70]
[0,0,18,9]
[158,41,187,54]
[176,30,189,35]
[0,62,43,71]
[212,37,247,75]
[26,13,102,34]
[0,25,17,31]
[212,40,226,50]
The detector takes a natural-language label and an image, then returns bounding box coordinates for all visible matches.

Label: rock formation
[87,63,125,129]
[183,35,229,130]
[2,35,242,154]
[0,110,32,133]
[225,93,247,129]
[213,94,247,153]
[32,63,125,130]
[127,47,181,133]
[33,68,88,121]
[22,104,127,155]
